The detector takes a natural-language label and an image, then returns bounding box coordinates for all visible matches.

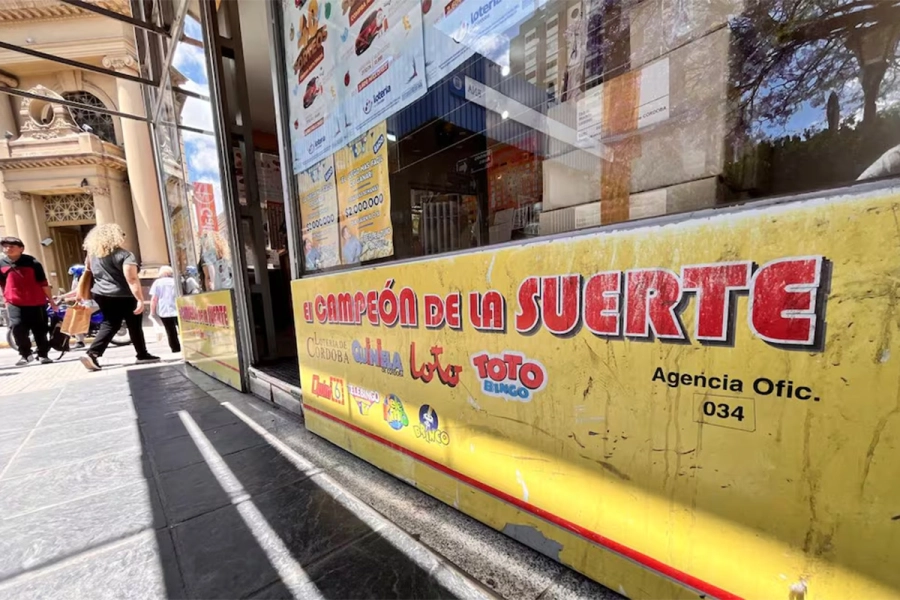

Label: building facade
[133,0,900,598]
[0,0,169,292]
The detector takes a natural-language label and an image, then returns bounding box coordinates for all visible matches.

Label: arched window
[62,91,116,144]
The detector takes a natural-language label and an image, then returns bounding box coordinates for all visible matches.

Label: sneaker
[80,354,102,371]
[15,355,34,366]
[135,354,161,364]
[38,356,53,365]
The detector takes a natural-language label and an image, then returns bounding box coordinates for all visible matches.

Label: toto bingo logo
[414,404,449,445]
[470,351,547,402]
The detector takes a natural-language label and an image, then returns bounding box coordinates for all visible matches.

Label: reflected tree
[733,0,900,134]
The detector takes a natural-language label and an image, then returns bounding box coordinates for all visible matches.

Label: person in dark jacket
[0,237,56,365]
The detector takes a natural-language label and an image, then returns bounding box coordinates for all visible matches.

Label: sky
[172,16,225,214]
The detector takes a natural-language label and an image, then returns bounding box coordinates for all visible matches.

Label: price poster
[334,121,393,263]
[336,0,427,139]
[297,155,341,271]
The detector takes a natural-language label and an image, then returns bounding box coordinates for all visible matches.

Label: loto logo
[349,384,381,415]
[471,351,547,402]
[311,374,345,405]
[414,404,449,445]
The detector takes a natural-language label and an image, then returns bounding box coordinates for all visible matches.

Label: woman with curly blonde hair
[77,223,159,370]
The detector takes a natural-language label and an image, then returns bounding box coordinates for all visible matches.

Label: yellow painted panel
[177,290,242,391]
[294,190,900,600]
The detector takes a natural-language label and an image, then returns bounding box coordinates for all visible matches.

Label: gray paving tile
[149,421,267,473]
[0,480,163,579]
[0,450,148,519]
[156,461,231,524]
[247,580,293,599]
[172,504,281,599]
[26,412,138,446]
[3,425,141,478]
[0,530,174,600]
[0,403,54,435]
[0,389,60,406]
[251,478,371,563]
[305,530,455,599]
[38,399,136,427]
[157,443,307,524]
[0,431,28,455]
[134,393,219,424]
[53,387,133,409]
[140,404,239,443]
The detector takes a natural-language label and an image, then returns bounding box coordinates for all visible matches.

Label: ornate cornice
[5,191,27,202]
[0,72,18,88]
[0,152,128,172]
[102,53,138,73]
[0,1,131,23]
[84,184,109,197]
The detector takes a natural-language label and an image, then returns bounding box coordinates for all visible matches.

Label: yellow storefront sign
[177,290,242,391]
[291,189,900,599]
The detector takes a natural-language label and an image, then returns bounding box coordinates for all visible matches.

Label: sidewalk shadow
[127,366,464,600]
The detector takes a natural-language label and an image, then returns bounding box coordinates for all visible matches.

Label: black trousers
[90,295,149,358]
[161,316,181,353]
[7,304,49,359]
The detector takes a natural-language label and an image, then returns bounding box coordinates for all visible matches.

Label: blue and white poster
[422,0,475,86]
[431,0,535,69]
[336,0,427,139]
[284,0,343,174]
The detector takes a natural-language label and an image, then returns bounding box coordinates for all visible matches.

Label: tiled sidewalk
[0,364,491,599]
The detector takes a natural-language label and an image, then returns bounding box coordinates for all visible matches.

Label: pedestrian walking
[78,224,159,371]
[0,237,56,365]
[150,265,181,353]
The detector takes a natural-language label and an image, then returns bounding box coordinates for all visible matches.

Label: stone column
[0,72,18,139]
[108,178,140,253]
[87,183,116,228]
[7,192,41,256]
[102,53,169,268]
[0,182,17,239]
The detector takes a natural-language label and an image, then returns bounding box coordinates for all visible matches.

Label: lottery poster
[284,0,342,173]
[297,155,341,271]
[334,121,393,263]
[336,0,427,139]
[422,0,475,86]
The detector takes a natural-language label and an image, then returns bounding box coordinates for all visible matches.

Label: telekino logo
[306,333,350,363]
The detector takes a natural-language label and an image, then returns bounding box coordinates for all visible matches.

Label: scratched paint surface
[292,188,900,599]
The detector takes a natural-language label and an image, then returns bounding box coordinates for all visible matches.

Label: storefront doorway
[49,224,90,292]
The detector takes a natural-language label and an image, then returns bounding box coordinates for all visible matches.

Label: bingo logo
[414,404,449,445]
[470,351,547,402]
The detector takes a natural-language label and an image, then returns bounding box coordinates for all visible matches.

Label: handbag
[77,266,93,300]
[61,305,91,336]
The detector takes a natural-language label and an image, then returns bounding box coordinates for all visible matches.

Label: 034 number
[702,401,745,422]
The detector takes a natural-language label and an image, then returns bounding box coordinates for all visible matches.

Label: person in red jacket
[0,237,57,365]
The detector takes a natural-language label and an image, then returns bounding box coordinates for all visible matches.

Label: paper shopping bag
[62,305,91,336]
